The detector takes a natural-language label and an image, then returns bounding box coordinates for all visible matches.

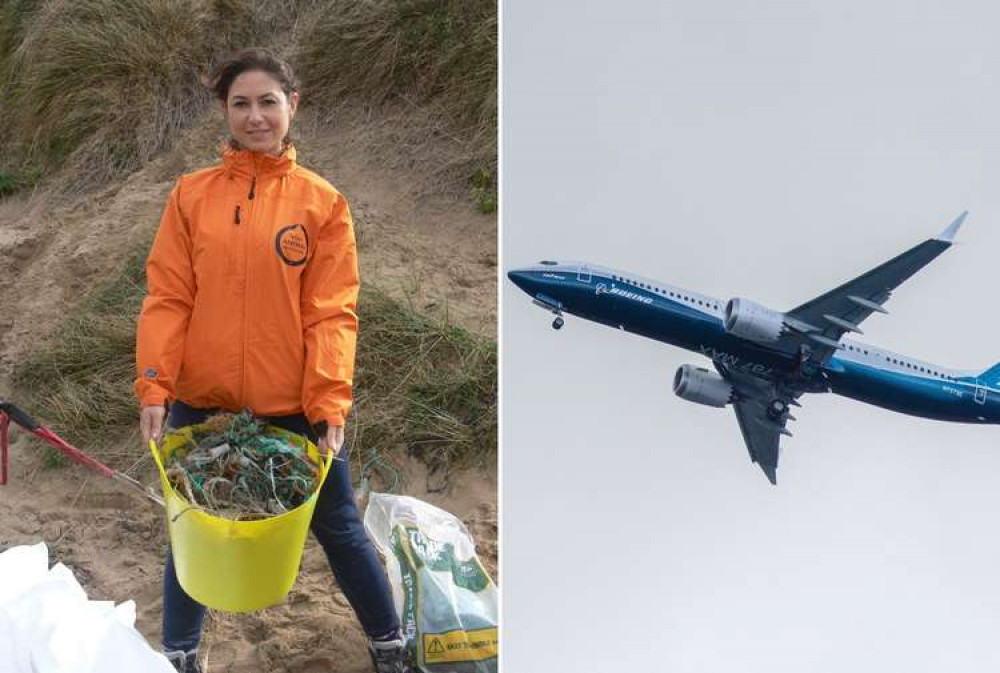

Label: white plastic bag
[0,542,174,673]
[365,493,498,673]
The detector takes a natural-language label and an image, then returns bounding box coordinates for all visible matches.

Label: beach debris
[163,410,319,521]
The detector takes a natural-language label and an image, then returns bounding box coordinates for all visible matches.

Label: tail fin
[979,362,1000,387]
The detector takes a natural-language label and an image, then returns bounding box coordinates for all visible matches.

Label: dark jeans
[161,401,399,652]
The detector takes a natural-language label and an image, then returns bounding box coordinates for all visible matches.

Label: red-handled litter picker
[0,400,164,506]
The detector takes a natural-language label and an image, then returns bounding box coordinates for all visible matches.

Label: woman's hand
[317,424,344,457]
[140,405,166,444]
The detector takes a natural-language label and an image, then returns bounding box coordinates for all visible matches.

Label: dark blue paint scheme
[509,265,1000,425]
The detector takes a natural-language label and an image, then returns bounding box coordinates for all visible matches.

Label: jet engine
[724,298,786,343]
[673,365,735,408]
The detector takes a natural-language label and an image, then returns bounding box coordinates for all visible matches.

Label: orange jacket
[134,146,359,427]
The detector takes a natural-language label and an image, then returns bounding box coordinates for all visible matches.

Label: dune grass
[0,0,215,190]
[297,0,496,129]
[10,242,496,475]
[9,241,150,454]
[0,169,41,198]
[0,0,36,71]
[0,0,315,193]
[0,0,496,201]
[349,286,497,472]
[297,0,497,202]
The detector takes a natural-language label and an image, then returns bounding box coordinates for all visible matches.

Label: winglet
[935,211,967,243]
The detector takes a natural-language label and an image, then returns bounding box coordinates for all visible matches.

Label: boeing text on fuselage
[595,282,654,304]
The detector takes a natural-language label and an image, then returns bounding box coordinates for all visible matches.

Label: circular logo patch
[275,223,309,267]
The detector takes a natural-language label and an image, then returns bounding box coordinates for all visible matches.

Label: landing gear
[795,344,818,377]
[531,293,565,331]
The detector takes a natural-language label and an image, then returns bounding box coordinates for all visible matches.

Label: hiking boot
[368,634,414,673]
[164,649,203,673]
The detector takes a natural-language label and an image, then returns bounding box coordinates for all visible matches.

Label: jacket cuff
[309,413,345,438]
[137,381,170,408]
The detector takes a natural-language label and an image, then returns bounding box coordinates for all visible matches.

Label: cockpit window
[540,260,557,265]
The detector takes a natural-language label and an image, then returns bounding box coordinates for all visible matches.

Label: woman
[134,49,412,673]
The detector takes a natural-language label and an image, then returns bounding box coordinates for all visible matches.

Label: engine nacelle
[673,365,734,408]
[724,297,786,343]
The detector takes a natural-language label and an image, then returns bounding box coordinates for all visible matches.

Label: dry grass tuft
[0,0,325,195]
[298,0,496,127]
[2,0,216,190]
[0,0,496,202]
[351,286,497,472]
[297,0,497,204]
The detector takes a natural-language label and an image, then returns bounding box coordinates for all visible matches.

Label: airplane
[507,212,1000,484]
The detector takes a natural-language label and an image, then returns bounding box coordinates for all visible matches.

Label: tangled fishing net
[163,410,320,521]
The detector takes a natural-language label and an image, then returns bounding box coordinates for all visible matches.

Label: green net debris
[163,410,319,521]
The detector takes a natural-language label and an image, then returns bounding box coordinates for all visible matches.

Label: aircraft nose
[507,269,535,293]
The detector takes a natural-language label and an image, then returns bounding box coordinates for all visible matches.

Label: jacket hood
[222,144,297,178]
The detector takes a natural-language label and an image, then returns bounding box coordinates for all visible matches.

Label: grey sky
[502,2,1000,671]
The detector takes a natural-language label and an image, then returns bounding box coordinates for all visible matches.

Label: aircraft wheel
[552,317,564,330]
[767,399,787,420]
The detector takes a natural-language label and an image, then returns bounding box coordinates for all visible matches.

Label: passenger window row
[609,275,722,311]
[845,343,957,381]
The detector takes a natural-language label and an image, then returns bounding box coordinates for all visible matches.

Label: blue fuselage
[510,265,1000,424]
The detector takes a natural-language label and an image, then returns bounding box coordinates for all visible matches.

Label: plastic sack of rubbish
[0,541,175,673]
[364,493,498,672]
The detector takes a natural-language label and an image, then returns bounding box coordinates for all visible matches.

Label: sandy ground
[0,444,496,672]
[0,106,496,670]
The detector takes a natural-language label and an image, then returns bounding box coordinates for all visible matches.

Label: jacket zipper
[235,162,255,224]
[240,159,258,406]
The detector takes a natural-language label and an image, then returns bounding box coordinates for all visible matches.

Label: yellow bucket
[149,426,333,613]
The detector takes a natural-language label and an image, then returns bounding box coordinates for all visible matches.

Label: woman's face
[223,70,299,156]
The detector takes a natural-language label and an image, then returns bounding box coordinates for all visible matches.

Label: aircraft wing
[715,364,800,485]
[780,212,966,363]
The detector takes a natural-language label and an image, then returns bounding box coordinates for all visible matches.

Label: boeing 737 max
[507,213,999,484]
